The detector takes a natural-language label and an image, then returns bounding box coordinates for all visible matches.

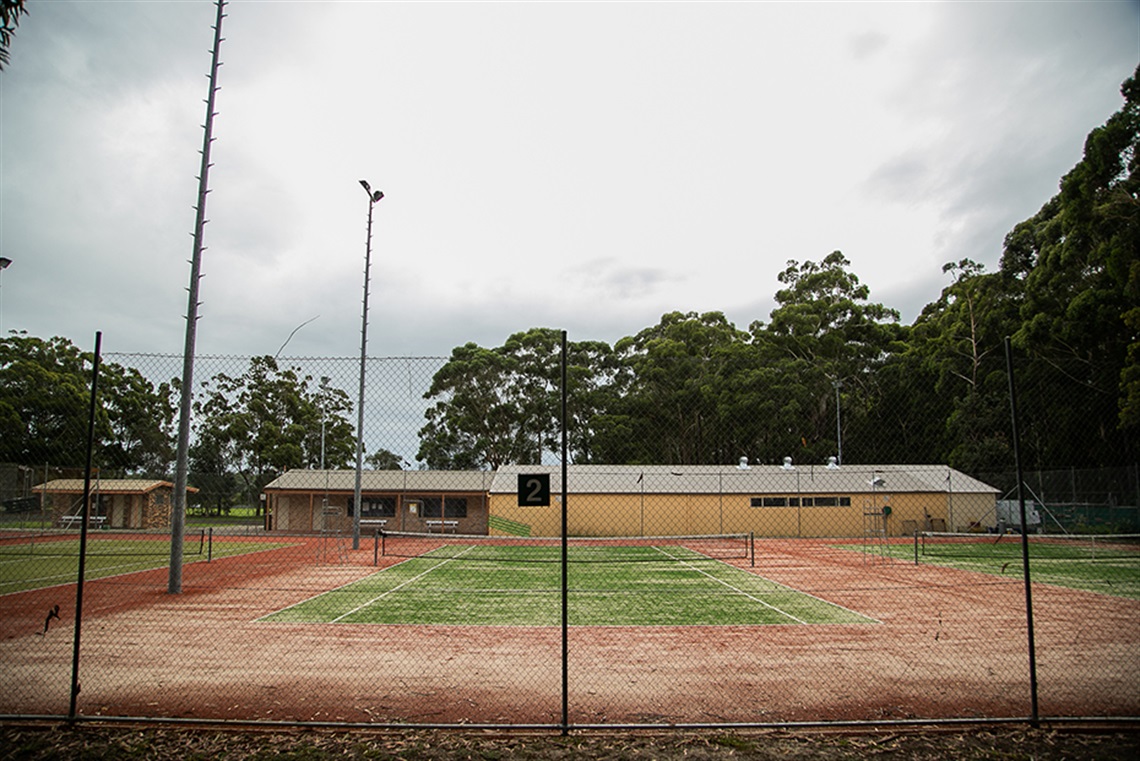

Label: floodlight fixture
[360,179,384,203]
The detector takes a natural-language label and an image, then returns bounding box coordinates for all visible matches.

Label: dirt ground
[1,536,1137,725]
[1,723,1138,761]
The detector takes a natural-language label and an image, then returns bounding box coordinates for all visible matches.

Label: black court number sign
[518,473,551,507]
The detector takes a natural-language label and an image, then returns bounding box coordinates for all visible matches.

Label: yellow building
[488,463,998,539]
[261,463,997,539]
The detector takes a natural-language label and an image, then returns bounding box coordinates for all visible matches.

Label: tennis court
[859,532,1140,600]
[260,534,877,626]
[0,531,295,596]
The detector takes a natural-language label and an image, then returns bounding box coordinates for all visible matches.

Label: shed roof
[263,469,495,493]
[33,479,198,494]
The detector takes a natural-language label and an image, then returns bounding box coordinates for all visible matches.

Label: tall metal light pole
[352,180,383,549]
[170,0,227,594]
[0,257,11,336]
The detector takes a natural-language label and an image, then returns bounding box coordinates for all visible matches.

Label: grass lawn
[261,544,877,627]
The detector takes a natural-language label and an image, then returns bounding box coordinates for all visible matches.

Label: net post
[374,528,380,566]
[914,529,919,565]
[750,532,755,567]
[207,527,213,562]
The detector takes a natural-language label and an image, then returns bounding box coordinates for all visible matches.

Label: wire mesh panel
[0,348,1137,726]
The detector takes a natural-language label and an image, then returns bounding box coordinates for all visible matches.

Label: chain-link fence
[0,349,1136,728]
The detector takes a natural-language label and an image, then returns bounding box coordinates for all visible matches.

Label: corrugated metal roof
[263,469,495,493]
[32,479,197,494]
[260,465,996,496]
[490,463,997,495]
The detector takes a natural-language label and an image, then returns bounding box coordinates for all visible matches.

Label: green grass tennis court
[261,542,878,627]
[0,533,293,596]
[858,532,1140,600]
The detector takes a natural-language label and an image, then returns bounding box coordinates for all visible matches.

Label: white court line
[329,546,477,623]
[652,546,810,624]
[660,546,881,624]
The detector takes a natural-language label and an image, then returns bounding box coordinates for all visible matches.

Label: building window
[363,497,396,517]
[751,497,790,507]
[348,497,397,517]
[801,496,852,507]
[419,496,468,518]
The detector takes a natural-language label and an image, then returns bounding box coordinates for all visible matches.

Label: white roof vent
[782,456,794,470]
[826,456,839,470]
[737,456,750,470]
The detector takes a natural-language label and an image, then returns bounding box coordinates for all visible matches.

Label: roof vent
[737,456,750,470]
[782,456,794,470]
[826,456,839,470]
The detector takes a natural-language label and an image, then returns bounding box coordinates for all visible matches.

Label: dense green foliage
[190,357,356,512]
[0,0,27,70]
[0,333,175,474]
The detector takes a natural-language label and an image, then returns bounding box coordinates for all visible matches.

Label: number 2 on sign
[517,473,550,506]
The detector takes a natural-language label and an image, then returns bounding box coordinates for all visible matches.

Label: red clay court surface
[0,534,1136,725]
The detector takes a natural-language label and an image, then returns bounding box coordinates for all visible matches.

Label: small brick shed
[33,479,198,529]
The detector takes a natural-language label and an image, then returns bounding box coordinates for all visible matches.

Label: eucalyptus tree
[190,356,355,512]
[0,333,175,473]
[750,251,901,464]
[599,311,757,465]
[1001,65,1138,467]
[899,259,1022,472]
[417,342,532,470]
[417,329,618,468]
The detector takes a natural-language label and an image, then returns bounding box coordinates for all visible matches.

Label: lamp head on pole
[0,257,11,270]
[359,180,384,204]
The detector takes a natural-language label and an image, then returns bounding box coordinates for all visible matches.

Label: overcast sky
[1,1,1137,360]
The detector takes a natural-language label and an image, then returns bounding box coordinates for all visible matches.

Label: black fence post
[1005,336,1040,727]
[69,331,102,721]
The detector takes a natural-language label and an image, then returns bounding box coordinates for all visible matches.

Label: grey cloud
[849,31,889,61]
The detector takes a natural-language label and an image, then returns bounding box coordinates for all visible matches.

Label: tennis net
[378,530,752,563]
[0,529,208,557]
[919,532,1140,561]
